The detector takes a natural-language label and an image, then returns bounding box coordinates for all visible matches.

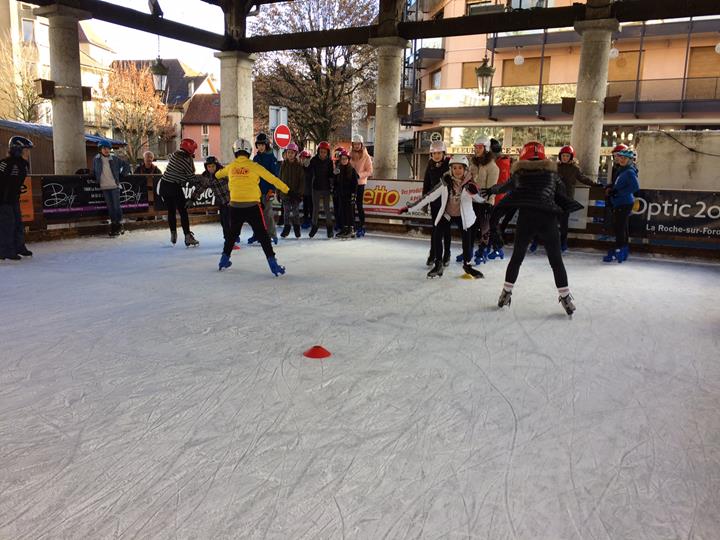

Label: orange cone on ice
[303,345,331,359]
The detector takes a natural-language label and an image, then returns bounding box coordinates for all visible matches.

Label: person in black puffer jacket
[422,140,451,266]
[484,141,583,315]
[0,136,33,260]
[307,141,335,238]
[333,150,359,238]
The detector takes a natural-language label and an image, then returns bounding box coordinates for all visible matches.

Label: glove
[185,200,195,209]
[480,187,493,198]
[465,182,479,195]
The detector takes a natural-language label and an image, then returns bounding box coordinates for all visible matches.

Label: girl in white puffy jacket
[401,155,485,279]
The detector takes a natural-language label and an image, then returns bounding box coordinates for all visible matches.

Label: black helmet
[255,132,270,146]
[8,135,33,158]
[489,138,502,155]
[204,155,219,166]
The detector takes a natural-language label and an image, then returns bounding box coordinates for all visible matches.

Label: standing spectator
[556,145,599,251]
[0,136,33,260]
[468,137,499,263]
[300,150,313,228]
[307,141,335,238]
[157,138,201,247]
[93,140,129,237]
[422,140,451,266]
[249,132,280,245]
[134,151,161,174]
[191,156,230,245]
[278,143,305,239]
[350,134,373,237]
[488,138,512,260]
[603,148,639,263]
[334,149,359,238]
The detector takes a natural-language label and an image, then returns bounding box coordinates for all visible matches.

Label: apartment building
[404,0,720,178]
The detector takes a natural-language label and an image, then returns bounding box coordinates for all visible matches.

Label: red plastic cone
[303,345,331,359]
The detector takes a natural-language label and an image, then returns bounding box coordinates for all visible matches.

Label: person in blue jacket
[603,148,639,263]
[248,132,280,244]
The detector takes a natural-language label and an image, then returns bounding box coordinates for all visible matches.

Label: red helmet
[180,138,198,156]
[559,145,574,159]
[338,149,350,159]
[612,143,628,154]
[299,150,311,159]
[318,141,331,151]
[519,141,545,161]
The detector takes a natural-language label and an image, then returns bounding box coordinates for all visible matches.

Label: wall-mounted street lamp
[475,55,496,98]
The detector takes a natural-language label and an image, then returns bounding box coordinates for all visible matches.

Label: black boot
[427,260,444,278]
[293,224,301,238]
[309,224,318,238]
[17,247,33,257]
[280,224,291,238]
[326,225,334,239]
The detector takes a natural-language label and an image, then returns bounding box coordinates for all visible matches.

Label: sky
[88,0,226,83]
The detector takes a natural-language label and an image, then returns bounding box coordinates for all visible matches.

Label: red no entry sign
[274,124,291,149]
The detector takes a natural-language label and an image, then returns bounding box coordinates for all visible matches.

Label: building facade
[405,0,720,180]
[181,93,221,160]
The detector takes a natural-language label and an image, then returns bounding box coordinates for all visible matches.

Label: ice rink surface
[1,224,719,539]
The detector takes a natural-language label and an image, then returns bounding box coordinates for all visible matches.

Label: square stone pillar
[214,51,255,164]
[370,37,407,180]
[570,18,620,181]
[34,5,90,174]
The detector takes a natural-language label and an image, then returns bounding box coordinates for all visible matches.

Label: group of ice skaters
[1,130,639,315]
[398,137,639,315]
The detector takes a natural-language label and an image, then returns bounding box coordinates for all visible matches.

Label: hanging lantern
[475,56,495,98]
[609,47,620,59]
[150,56,169,94]
[715,42,720,54]
[514,54,524,66]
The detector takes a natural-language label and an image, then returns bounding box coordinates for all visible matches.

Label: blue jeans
[102,188,122,224]
[0,201,26,257]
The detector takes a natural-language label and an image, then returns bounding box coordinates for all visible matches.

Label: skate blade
[461,274,476,280]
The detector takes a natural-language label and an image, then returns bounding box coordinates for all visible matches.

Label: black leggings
[433,216,475,264]
[159,181,190,235]
[612,204,633,249]
[428,203,451,260]
[223,204,275,259]
[505,209,568,288]
[303,193,313,221]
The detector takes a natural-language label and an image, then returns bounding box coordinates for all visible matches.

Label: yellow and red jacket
[215,155,289,204]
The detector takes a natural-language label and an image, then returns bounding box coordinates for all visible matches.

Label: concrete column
[570,18,619,181]
[34,5,90,174]
[214,50,255,164]
[370,37,407,180]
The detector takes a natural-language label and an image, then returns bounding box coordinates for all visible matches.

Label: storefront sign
[42,175,149,219]
[363,180,424,215]
[630,190,720,238]
[20,176,34,223]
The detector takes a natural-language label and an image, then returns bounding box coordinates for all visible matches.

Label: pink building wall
[181,124,222,160]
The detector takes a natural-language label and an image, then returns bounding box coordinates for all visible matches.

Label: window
[511,0,552,8]
[608,51,642,82]
[431,69,442,89]
[501,57,551,86]
[201,124,209,136]
[466,1,501,16]
[22,19,34,43]
[201,143,209,158]
[462,62,482,89]
[688,46,720,78]
[187,81,195,96]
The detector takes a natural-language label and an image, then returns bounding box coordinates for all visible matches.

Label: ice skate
[272,235,278,245]
[474,247,488,265]
[488,248,504,260]
[455,254,464,263]
[293,224,301,238]
[280,225,291,238]
[528,240,538,253]
[355,227,365,237]
[498,289,512,308]
[309,225,318,238]
[442,253,451,267]
[462,263,484,279]
[267,256,286,276]
[603,249,619,262]
[17,247,32,257]
[559,294,576,315]
[184,232,199,247]
[247,235,257,244]
[218,253,232,271]
[170,230,177,245]
[326,225,334,239]
[618,246,629,263]
[427,260,444,278]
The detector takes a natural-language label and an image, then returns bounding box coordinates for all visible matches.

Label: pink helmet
[286,142,299,152]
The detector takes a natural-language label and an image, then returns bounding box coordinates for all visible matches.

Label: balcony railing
[424,78,720,109]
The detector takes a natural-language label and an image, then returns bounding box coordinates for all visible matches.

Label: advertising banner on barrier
[630,190,720,238]
[363,179,424,216]
[41,175,149,219]
[20,176,34,223]
[152,177,216,211]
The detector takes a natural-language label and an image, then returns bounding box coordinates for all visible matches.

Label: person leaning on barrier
[135,151,161,175]
[93,140,130,237]
[0,136,34,261]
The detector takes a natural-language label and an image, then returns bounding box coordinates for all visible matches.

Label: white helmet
[449,155,469,168]
[232,138,253,156]
[474,137,491,151]
[429,140,446,153]
[351,134,364,144]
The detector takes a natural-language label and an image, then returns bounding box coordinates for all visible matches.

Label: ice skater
[333,149,359,239]
[249,132,280,245]
[467,136,499,264]
[0,135,34,261]
[215,139,290,276]
[191,156,231,245]
[483,141,583,315]
[400,155,485,279]
[422,140,451,267]
[603,148,639,263]
[278,143,305,239]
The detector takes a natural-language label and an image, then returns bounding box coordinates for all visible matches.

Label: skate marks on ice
[1,226,720,538]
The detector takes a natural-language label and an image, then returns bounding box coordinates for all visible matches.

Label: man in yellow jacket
[216,138,289,274]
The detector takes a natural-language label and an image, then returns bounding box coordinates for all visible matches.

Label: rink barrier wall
[21,175,720,258]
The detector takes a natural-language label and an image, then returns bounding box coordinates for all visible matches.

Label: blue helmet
[98,140,112,150]
[8,136,33,158]
[617,149,636,160]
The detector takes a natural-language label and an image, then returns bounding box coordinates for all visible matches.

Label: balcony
[413,77,720,120]
[408,38,445,70]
